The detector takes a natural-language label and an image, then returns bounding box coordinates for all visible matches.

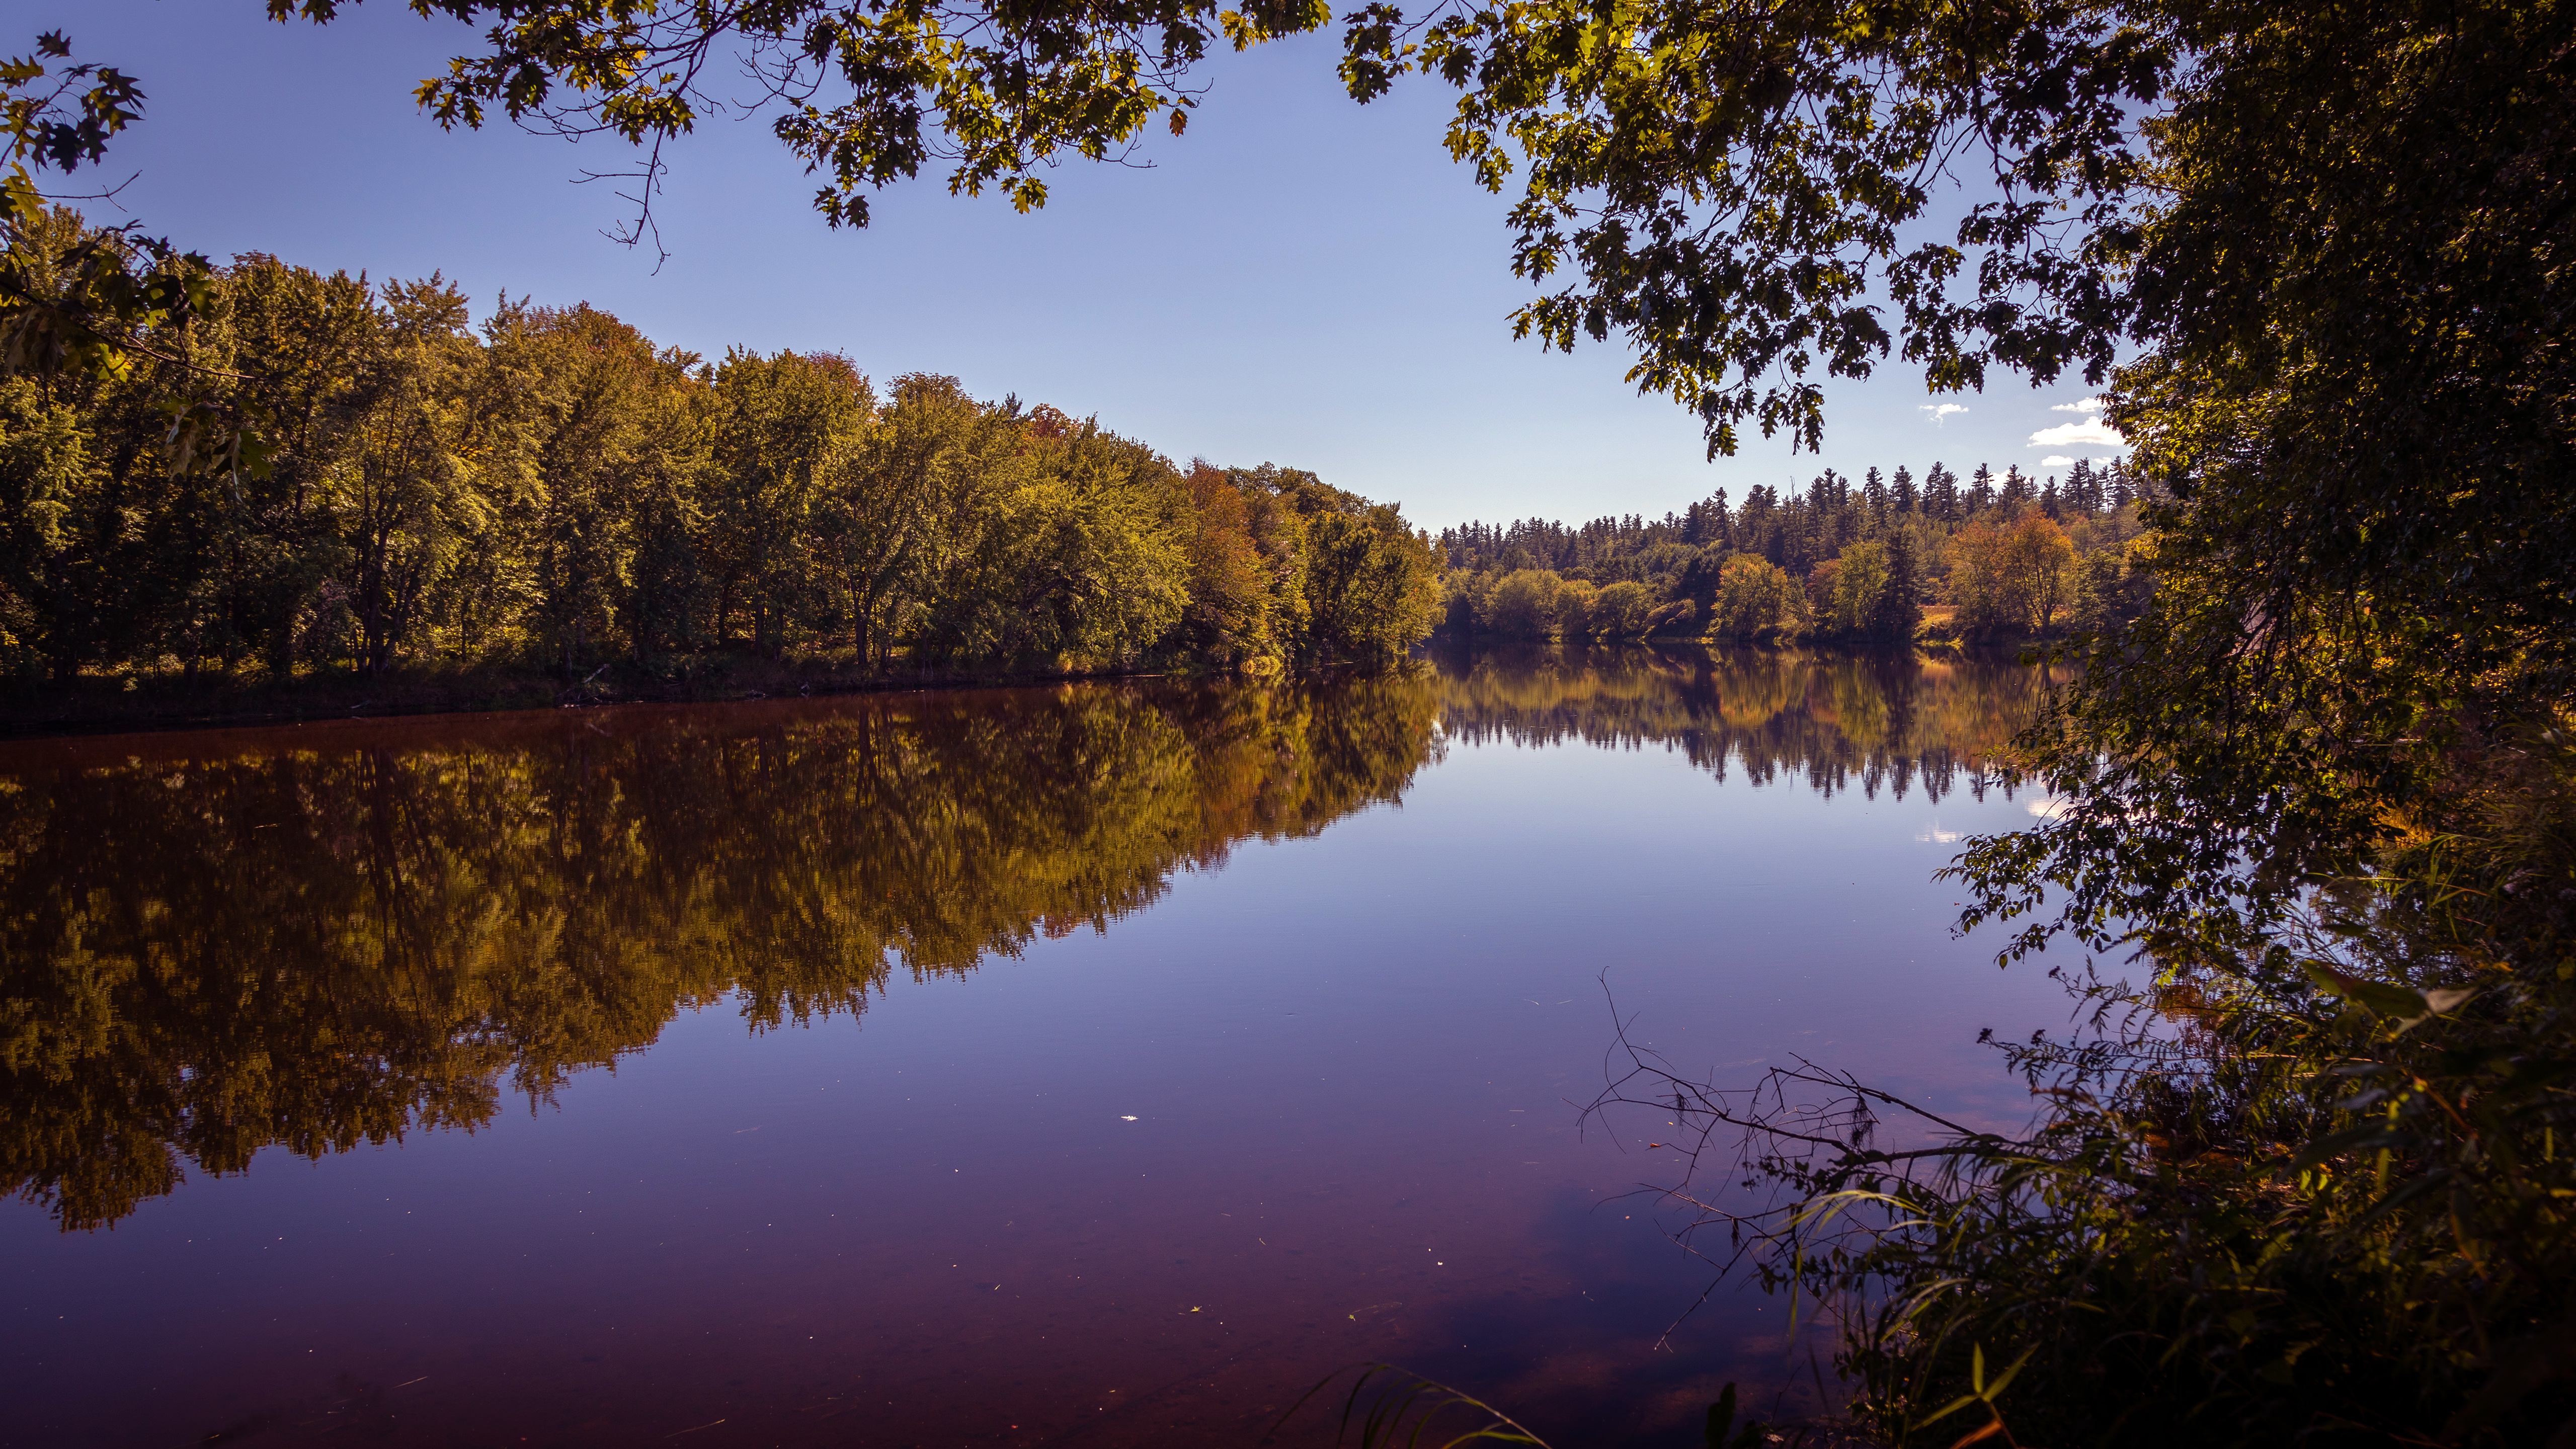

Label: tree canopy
[0,219,1440,687]
[263,0,2159,454]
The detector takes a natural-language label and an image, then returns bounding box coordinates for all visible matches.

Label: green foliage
[1297,491,1443,666]
[1710,555,1797,640]
[1374,0,2166,456]
[275,0,1335,234]
[0,34,239,466]
[1643,597,1694,637]
[1480,568,1560,640]
[1561,6,2576,1435]
[1589,579,1653,638]
[2061,538,2146,640]
[27,3,2571,1434]
[1549,577,1593,639]
[273,0,2172,459]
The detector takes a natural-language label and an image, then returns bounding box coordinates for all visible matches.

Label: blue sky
[39,2,2126,527]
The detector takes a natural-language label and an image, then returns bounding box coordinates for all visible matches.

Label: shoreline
[0,656,1216,742]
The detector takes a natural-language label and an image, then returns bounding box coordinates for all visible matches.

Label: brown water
[0,646,2074,1448]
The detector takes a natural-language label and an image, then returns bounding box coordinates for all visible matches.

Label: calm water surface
[1,647,2076,1448]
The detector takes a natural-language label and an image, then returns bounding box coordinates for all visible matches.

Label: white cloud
[2030,419,2125,449]
[1919,403,1969,425]
[2040,455,2075,467]
[2051,397,2105,413]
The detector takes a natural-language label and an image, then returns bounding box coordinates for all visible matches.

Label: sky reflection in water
[1,647,2078,1448]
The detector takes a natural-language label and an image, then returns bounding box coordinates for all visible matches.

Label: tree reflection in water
[0,674,1441,1231]
[1436,642,2055,800]
[0,646,2046,1233]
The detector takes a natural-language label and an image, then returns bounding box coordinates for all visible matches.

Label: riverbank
[0,652,1251,740]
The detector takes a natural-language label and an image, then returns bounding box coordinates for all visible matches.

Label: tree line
[0,208,1440,691]
[1436,457,2153,647]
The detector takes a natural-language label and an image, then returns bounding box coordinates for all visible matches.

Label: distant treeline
[1437,458,2157,645]
[0,210,1439,687]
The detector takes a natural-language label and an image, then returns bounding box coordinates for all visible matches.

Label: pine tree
[2065,458,2097,513]
[1967,463,1997,516]
[1999,465,2030,510]
[1872,524,1923,640]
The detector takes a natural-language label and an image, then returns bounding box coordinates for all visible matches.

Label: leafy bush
[1591,580,1654,637]
[1711,555,1798,638]
[1479,569,1559,639]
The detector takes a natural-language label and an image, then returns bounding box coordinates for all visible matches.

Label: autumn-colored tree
[1950,512,2074,637]
[1710,555,1797,639]
[1804,557,1842,622]
[1174,461,1270,664]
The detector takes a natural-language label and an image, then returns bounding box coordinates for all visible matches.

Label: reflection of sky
[3,683,2083,1449]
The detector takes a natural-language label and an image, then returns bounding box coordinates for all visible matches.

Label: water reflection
[1438,643,2053,799]
[2,647,2080,1449]
[0,675,1440,1230]
[1,646,2048,1239]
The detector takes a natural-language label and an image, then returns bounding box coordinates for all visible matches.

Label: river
[0,646,2079,1448]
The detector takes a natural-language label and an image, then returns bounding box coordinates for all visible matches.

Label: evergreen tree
[1925,463,1958,522]
[1871,525,1922,640]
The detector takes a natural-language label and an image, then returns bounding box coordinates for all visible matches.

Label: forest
[1434,457,2151,645]
[0,207,1441,701]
